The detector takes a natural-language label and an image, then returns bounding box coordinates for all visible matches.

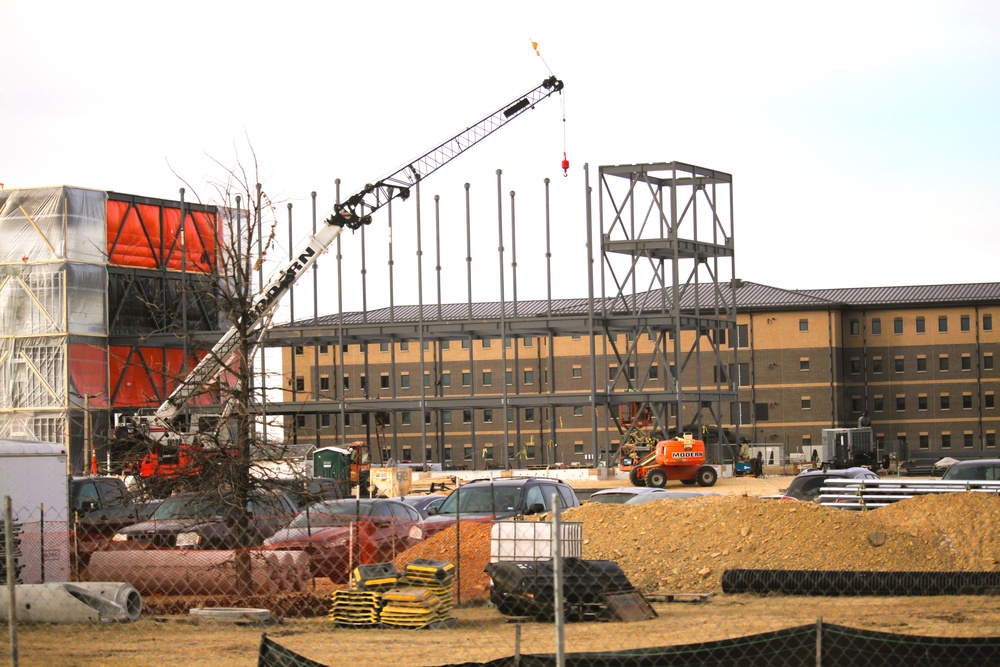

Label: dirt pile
[395,521,493,603]
[562,493,1000,594]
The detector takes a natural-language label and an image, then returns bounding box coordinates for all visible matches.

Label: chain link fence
[3,490,1000,666]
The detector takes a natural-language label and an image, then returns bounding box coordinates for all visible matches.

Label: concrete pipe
[0,582,142,623]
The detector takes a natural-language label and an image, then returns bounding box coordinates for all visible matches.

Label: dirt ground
[8,473,1000,667]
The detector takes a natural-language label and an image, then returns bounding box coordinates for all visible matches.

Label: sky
[3,1,999,321]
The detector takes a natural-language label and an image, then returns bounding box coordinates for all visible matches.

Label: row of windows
[849,314,994,336]
[792,432,998,449]
[294,406,587,428]
[293,337,540,356]
[845,392,996,412]
[849,353,994,374]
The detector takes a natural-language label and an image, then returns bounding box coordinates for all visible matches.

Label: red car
[263,498,424,582]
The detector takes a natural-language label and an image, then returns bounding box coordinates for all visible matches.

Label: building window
[985,354,995,371]
[872,357,883,374]
[985,314,993,331]
[941,433,952,449]
[894,317,903,334]
[482,339,491,349]
[401,411,411,426]
[462,339,470,349]
[524,369,534,385]
[424,373,431,388]
[360,376,367,391]
[319,344,329,354]
[916,317,925,333]
[894,357,904,373]
[940,394,950,410]
[400,341,409,351]
[650,365,659,380]
[344,413,351,427]
[295,415,306,428]
[572,367,582,379]
[799,319,809,332]
[506,408,514,423]
[400,373,410,389]
[424,412,432,425]
[873,396,884,412]
[461,371,471,387]
[939,355,949,372]
[482,444,493,460]
[964,432,974,448]
[851,396,863,412]
[963,393,973,410]
[525,408,535,422]
[294,345,303,356]
[440,372,451,388]
[918,395,928,410]
[441,340,450,350]
[919,434,929,449]
[962,354,972,371]
[524,337,533,347]
[754,403,769,421]
[342,344,350,353]
[379,342,389,352]
[343,376,350,391]
[871,318,881,335]
[800,358,810,371]
[483,409,494,423]
[463,410,472,424]
[850,319,860,336]
[319,376,330,391]
[573,406,583,417]
[380,374,390,390]
[294,377,305,391]
[505,338,512,348]
[986,393,995,409]
[938,316,948,333]
[849,358,861,374]
[320,414,330,428]
[442,411,452,425]
[422,341,430,351]
[961,315,970,332]
[895,395,905,411]
[988,432,997,447]
[801,397,811,410]
[917,356,927,372]
[482,371,492,386]
[736,324,749,347]
[574,442,584,455]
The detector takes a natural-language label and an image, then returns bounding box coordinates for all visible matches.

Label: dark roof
[279,281,1000,328]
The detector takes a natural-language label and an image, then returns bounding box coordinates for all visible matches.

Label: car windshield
[288,501,375,528]
[437,486,522,515]
[943,464,1000,481]
[152,495,229,520]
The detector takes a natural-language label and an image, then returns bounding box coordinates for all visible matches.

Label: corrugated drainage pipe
[721,570,1000,596]
[0,582,142,623]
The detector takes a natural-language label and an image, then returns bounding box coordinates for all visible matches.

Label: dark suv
[941,459,1000,481]
[778,467,880,501]
[422,477,580,537]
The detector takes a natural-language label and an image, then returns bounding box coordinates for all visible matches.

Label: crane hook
[561,152,569,177]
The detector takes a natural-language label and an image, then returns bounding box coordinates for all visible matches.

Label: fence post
[6,496,18,666]
[815,616,823,667]
[552,492,565,667]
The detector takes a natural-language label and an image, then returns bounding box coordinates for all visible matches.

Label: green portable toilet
[312,446,351,491]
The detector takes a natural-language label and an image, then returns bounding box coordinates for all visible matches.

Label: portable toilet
[312,446,352,490]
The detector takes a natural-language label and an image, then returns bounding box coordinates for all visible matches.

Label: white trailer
[0,439,71,583]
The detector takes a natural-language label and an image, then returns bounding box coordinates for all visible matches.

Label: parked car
[263,498,424,582]
[776,467,880,502]
[397,494,447,518]
[269,477,345,510]
[421,477,581,538]
[588,487,718,505]
[111,488,298,549]
[941,459,1000,481]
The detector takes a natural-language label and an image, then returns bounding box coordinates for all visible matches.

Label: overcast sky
[4,1,998,318]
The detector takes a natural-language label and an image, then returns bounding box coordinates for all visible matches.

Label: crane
[115,75,565,471]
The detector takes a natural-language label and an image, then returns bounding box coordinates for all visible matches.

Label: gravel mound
[562,492,1000,594]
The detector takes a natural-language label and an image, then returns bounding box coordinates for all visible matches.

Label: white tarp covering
[0,187,107,264]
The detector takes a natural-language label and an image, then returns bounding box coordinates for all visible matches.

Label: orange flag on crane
[532,40,540,56]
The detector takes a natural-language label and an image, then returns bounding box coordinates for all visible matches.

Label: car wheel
[696,466,718,487]
[628,467,644,487]
[646,469,667,488]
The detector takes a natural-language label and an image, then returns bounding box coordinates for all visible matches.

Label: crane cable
[531,40,569,176]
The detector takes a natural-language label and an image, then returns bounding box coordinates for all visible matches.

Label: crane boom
[154,75,564,423]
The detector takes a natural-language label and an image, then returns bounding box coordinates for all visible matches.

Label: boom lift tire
[696,466,718,487]
[646,469,668,489]
[680,479,696,486]
[628,467,643,487]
